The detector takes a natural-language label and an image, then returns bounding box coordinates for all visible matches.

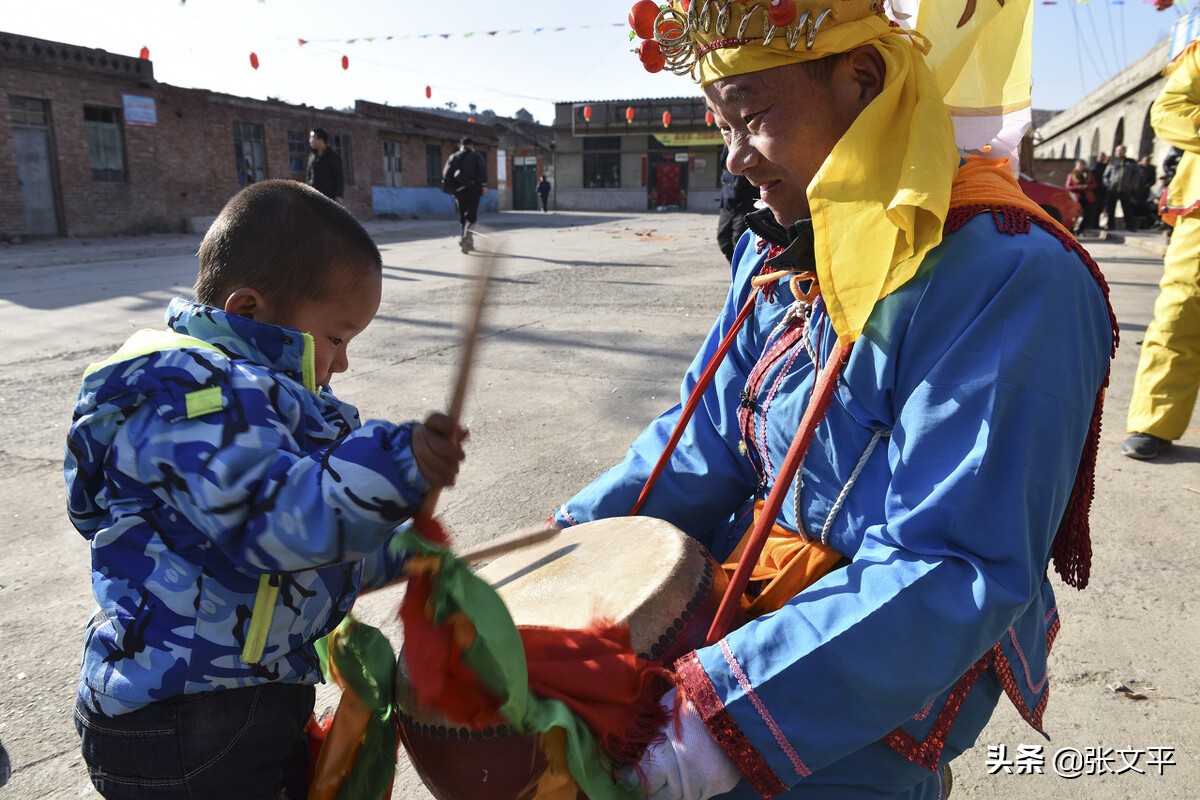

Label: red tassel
[412,513,451,546]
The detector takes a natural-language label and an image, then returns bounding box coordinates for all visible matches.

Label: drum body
[394,516,730,800]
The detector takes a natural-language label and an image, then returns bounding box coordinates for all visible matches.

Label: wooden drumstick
[418,247,498,518]
[455,525,561,565]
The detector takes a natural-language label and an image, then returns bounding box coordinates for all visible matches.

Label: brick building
[553,97,724,213]
[0,30,527,239]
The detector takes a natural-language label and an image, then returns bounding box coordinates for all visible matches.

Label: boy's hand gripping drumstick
[311,250,499,800]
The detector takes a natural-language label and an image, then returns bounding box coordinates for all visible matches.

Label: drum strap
[707,338,853,644]
[623,260,854,642]
[629,286,763,517]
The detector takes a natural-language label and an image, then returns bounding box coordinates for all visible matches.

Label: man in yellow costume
[1124,38,1200,460]
[554,1,1118,798]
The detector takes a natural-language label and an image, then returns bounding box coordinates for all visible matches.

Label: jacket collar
[166,297,312,385]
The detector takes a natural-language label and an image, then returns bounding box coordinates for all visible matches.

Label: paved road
[0,212,1194,799]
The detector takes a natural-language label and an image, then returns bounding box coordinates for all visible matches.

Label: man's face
[1115,145,1126,159]
[309,132,324,153]
[705,57,865,227]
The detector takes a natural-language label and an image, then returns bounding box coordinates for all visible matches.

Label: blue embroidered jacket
[556,212,1113,795]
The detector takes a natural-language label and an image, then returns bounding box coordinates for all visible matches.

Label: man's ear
[842,44,886,108]
[224,287,266,319]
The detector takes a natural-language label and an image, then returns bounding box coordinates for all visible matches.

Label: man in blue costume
[555,1,1117,798]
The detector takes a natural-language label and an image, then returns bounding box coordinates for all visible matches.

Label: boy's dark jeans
[75,683,314,799]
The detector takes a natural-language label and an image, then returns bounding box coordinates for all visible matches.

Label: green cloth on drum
[318,614,400,800]
[393,530,640,800]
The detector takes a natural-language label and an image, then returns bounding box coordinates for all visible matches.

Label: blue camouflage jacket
[66,298,425,716]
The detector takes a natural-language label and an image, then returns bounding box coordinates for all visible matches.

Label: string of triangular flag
[296,22,626,46]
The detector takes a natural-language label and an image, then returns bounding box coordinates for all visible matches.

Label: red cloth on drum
[399,568,506,729]
[522,622,673,765]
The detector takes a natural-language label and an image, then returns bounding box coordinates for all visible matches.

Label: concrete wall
[555,188,645,212]
[371,186,498,217]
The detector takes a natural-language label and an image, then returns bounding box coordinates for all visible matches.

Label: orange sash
[720,500,845,618]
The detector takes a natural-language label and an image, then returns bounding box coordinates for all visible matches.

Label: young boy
[66,180,466,798]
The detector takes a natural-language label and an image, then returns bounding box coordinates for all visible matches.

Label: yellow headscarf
[649,0,1034,342]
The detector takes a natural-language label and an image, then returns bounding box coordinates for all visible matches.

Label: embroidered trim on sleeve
[675,649,788,799]
[881,652,992,772]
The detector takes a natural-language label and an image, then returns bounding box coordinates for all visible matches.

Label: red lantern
[425,85,432,99]
[662,111,671,128]
[705,110,715,127]
[626,106,635,124]
[341,55,349,70]
[468,117,476,124]
[138,46,150,61]
[583,105,593,123]
[249,52,259,70]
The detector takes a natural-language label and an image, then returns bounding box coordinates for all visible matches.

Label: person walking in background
[1103,145,1140,231]
[442,137,488,253]
[715,143,760,263]
[1066,159,1098,235]
[537,174,552,212]
[1124,44,1200,460]
[1087,152,1109,231]
[1138,155,1158,222]
[306,128,344,205]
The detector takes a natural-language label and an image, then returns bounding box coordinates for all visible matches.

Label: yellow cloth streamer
[809,30,957,342]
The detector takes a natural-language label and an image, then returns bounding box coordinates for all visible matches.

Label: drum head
[475,515,710,657]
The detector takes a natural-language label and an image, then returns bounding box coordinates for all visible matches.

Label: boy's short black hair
[460,136,474,147]
[311,127,329,144]
[194,180,381,312]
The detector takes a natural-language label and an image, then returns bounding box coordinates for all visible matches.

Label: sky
[0,0,1195,124]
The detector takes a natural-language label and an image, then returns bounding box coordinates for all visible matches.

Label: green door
[513,164,538,210]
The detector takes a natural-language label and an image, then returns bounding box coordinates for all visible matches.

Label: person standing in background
[1066,159,1098,235]
[715,143,760,264]
[1103,145,1140,232]
[306,128,344,205]
[537,174,552,212]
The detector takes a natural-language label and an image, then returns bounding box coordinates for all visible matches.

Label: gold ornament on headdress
[639,0,892,86]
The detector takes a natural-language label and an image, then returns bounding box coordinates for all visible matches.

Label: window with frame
[287,130,309,182]
[9,95,50,127]
[83,107,126,182]
[381,140,403,187]
[332,133,354,185]
[233,122,267,185]
[583,136,621,188]
[426,144,442,188]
